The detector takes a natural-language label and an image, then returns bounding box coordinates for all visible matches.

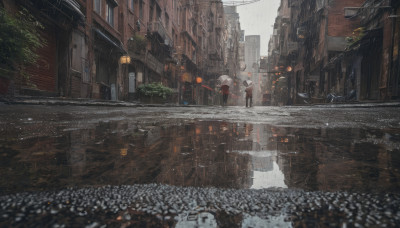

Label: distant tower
[244,35,260,72]
[244,35,260,105]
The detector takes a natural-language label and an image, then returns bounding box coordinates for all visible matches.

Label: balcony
[281,41,298,56]
[181,22,196,43]
[206,61,224,74]
[208,46,222,60]
[215,18,223,29]
[148,21,173,47]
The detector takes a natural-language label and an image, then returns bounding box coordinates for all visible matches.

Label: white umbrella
[217,75,233,87]
[243,80,253,87]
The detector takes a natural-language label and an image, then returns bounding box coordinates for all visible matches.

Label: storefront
[93,28,126,100]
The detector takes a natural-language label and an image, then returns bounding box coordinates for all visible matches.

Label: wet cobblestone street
[0,104,400,227]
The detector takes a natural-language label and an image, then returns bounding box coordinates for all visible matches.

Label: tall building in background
[238,31,246,106]
[244,35,261,105]
[245,35,260,72]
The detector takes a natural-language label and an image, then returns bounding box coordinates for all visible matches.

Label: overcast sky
[224,0,281,56]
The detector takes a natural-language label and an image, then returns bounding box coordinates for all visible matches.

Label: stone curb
[1,96,400,108]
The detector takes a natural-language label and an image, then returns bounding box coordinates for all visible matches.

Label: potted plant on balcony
[127,34,147,54]
[137,82,174,104]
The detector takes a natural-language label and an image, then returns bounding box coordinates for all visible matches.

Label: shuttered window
[106,2,114,27]
[94,0,101,15]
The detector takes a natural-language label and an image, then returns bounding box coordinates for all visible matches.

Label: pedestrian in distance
[245,86,253,107]
[221,85,229,106]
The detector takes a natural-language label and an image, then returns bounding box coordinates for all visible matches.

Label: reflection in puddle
[174,212,292,228]
[0,119,400,194]
[242,214,292,228]
[232,150,287,189]
[251,162,287,189]
[175,212,217,228]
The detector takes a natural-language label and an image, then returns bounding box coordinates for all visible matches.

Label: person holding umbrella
[243,80,253,107]
[221,84,229,106]
[245,86,253,107]
[218,75,233,106]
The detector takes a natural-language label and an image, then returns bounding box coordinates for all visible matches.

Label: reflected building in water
[232,123,288,189]
[1,118,399,194]
[274,127,400,193]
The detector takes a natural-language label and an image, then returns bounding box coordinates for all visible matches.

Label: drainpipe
[387,2,395,100]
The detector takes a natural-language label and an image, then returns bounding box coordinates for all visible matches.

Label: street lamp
[120,55,131,64]
[196,77,203,84]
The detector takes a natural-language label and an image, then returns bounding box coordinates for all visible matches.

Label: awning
[323,28,382,71]
[201,84,213,91]
[107,0,119,7]
[322,53,344,71]
[61,0,85,24]
[347,28,382,51]
[93,28,127,54]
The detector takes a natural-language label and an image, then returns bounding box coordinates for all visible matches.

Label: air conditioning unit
[297,27,306,39]
[217,18,223,26]
[344,7,359,18]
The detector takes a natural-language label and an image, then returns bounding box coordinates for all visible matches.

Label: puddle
[0,120,400,195]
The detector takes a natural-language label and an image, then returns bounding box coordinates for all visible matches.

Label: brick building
[1,0,230,104]
[268,0,400,104]
[223,6,241,105]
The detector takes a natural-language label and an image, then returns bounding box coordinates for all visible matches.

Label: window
[182,8,186,28]
[82,58,90,83]
[128,0,134,11]
[72,31,84,72]
[156,5,161,21]
[193,24,197,36]
[165,13,169,30]
[199,36,204,50]
[183,39,186,55]
[106,2,114,27]
[172,29,175,45]
[149,6,154,22]
[94,0,101,14]
[139,0,143,20]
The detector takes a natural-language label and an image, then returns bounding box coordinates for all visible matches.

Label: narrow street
[0,104,399,227]
[1,0,400,226]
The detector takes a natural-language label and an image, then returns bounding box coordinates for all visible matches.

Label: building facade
[223,6,241,105]
[268,0,400,105]
[1,0,233,105]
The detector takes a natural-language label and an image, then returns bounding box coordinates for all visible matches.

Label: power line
[222,0,261,6]
[197,0,261,6]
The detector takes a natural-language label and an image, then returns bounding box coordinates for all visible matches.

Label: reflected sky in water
[231,150,287,189]
[174,212,292,228]
[242,214,292,228]
[251,162,287,189]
